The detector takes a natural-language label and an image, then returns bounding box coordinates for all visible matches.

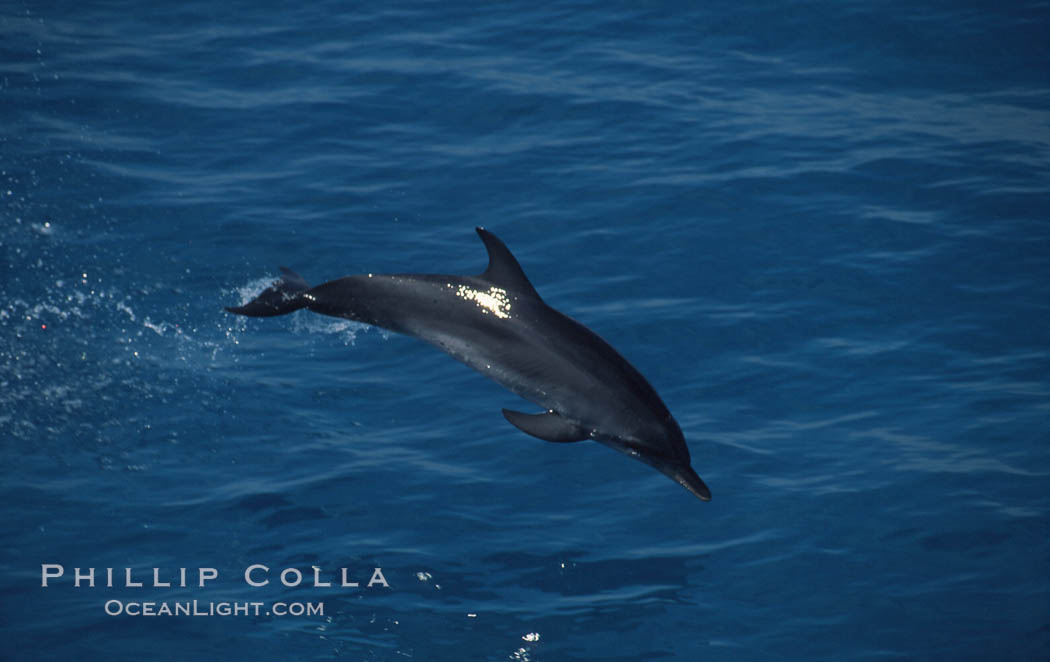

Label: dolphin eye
[627,438,674,461]
[621,439,649,457]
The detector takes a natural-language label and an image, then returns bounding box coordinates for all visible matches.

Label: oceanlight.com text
[104,600,324,617]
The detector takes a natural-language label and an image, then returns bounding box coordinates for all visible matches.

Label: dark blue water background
[2,2,1048,660]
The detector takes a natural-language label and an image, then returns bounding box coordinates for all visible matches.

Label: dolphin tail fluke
[226,267,311,317]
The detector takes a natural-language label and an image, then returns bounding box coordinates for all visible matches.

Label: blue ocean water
[2,1,1048,659]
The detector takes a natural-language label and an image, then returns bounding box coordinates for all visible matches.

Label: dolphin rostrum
[226,228,711,501]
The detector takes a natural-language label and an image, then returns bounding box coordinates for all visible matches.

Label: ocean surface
[2,1,1048,660]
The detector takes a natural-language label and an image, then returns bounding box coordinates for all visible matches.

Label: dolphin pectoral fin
[226,267,311,317]
[501,409,588,443]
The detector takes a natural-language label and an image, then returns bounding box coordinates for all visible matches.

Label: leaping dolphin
[226,228,711,501]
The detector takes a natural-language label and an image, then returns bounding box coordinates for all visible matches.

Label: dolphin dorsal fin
[475,227,541,300]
